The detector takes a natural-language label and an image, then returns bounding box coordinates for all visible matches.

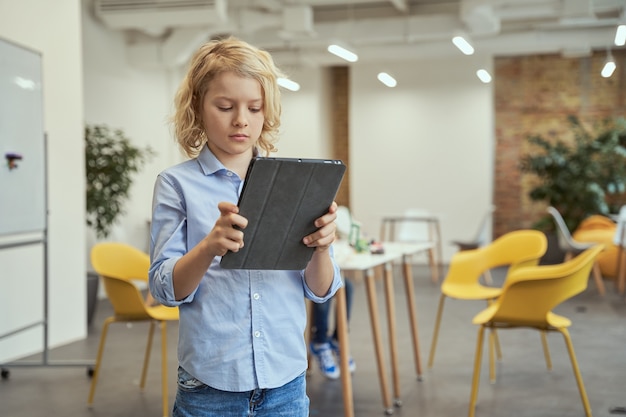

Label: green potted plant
[86,124,155,238]
[85,124,154,324]
[520,115,626,232]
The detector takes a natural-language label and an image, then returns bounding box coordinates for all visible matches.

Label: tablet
[220,157,346,270]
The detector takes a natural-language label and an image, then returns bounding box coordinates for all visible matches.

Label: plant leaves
[520,116,626,231]
[85,124,155,238]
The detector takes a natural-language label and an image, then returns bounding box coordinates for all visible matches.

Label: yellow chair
[428,229,548,380]
[87,242,179,417]
[468,244,603,417]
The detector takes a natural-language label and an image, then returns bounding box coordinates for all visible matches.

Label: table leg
[334,285,354,417]
[435,220,443,279]
[383,262,401,407]
[364,268,394,414]
[402,256,423,379]
[430,221,442,283]
[427,247,438,283]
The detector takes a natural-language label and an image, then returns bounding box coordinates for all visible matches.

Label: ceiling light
[452,36,474,55]
[327,44,358,62]
[601,61,616,78]
[601,49,616,78]
[615,24,626,46]
[377,72,397,88]
[277,77,300,91]
[476,69,492,83]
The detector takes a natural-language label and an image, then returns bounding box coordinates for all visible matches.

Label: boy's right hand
[206,202,248,257]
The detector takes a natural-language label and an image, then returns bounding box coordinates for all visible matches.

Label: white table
[332,241,434,416]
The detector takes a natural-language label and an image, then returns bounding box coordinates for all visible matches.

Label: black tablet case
[220,157,346,270]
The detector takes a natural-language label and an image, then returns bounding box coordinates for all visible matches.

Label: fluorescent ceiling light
[377,72,397,87]
[277,77,300,91]
[615,24,626,46]
[601,50,616,78]
[476,69,492,83]
[452,36,474,55]
[601,61,616,78]
[327,44,358,62]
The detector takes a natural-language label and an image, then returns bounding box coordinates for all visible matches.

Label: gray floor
[1,264,626,417]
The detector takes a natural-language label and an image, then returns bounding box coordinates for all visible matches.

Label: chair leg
[492,329,502,361]
[486,299,502,361]
[487,327,502,384]
[469,325,486,417]
[540,331,552,371]
[87,317,115,406]
[559,328,592,417]
[592,262,606,296]
[428,294,446,368]
[160,321,169,417]
[482,269,494,286]
[140,320,156,390]
[488,329,496,383]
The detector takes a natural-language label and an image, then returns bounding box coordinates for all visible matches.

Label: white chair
[450,206,495,251]
[547,206,606,296]
[396,208,432,243]
[450,205,496,284]
[380,208,441,282]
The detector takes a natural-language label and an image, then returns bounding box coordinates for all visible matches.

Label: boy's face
[202,71,264,164]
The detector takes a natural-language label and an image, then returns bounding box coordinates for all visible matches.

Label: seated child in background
[310,277,355,379]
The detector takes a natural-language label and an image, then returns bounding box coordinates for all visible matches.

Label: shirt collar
[197,145,224,176]
[197,144,260,176]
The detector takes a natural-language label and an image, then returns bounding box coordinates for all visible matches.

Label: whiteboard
[0,241,44,362]
[0,38,45,236]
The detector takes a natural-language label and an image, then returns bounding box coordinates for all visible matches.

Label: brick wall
[494,49,626,237]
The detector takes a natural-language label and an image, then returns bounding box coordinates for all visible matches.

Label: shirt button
[253,293,260,300]
[226,171,233,176]
[254,331,261,338]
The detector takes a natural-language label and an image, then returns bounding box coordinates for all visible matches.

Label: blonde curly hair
[172,37,285,158]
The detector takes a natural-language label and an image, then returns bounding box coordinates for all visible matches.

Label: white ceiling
[89,0,626,68]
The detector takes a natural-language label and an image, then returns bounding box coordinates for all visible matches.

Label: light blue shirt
[149,145,343,392]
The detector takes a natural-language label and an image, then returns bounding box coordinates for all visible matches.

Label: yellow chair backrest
[486,245,604,326]
[91,242,152,320]
[444,229,547,286]
[91,242,150,282]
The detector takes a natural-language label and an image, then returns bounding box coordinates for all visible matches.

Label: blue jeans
[173,367,309,417]
[311,278,354,344]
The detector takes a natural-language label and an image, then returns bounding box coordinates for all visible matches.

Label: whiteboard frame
[0,38,93,373]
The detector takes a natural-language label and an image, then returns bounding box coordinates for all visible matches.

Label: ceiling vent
[94,0,227,32]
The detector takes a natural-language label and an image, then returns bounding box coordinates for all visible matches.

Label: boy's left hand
[303,201,338,252]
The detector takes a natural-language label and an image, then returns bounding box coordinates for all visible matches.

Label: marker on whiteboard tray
[5,152,23,170]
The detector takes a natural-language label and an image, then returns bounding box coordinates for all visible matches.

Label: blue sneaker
[310,342,340,379]
[330,339,356,373]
